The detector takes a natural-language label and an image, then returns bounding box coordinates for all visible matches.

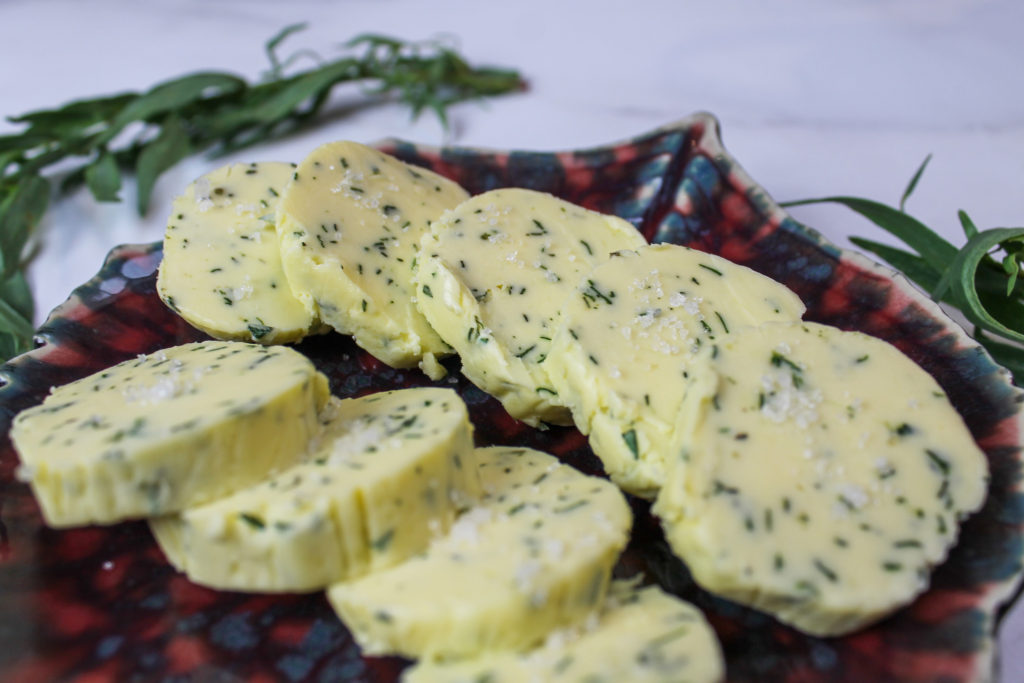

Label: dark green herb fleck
[622,429,639,459]
[240,513,265,530]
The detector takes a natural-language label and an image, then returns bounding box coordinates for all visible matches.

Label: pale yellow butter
[414,188,646,426]
[157,162,316,344]
[545,244,805,498]
[150,388,477,592]
[327,446,632,660]
[277,141,468,378]
[653,321,989,636]
[11,341,329,527]
[403,580,724,683]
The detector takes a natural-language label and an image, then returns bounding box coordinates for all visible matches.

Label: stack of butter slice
[322,446,727,677]
[545,243,806,498]
[157,162,319,345]
[151,387,477,592]
[157,142,471,379]
[327,446,634,660]
[413,188,646,426]
[276,141,470,379]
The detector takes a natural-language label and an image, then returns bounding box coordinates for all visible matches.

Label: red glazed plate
[0,113,1021,682]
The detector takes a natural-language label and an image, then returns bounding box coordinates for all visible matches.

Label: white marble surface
[2,0,1022,678]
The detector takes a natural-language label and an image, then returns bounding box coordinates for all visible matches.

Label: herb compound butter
[327,446,632,660]
[545,244,805,498]
[10,341,329,527]
[403,580,724,683]
[276,141,469,379]
[414,188,646,426]
[150,388,477,592]
[157,162,317,344]
[653,321,989,636]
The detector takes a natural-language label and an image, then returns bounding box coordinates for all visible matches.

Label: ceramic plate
[0,113,1021,682]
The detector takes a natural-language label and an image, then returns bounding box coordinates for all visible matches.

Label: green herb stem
[782,156,1024,386]
[0,25,523,359]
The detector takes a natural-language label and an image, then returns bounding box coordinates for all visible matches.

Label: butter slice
[327,446,632,660]
[545,244,805,498]
[157,162,316,344]
[414,188,646,426]
[150,388,476,592]
[653,321,989,636]
[11,342,329,527]
[403,581,724,683]
[277,141,468,378]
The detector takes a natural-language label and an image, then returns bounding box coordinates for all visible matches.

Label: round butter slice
[11,341,330,527]
[403,580,724,683]
[327,446,632,660]
[653,321,989,636]
[545,244,805,498]
[157,161,316,344]
[277,141,469,379]
[414,188,646,426]
[150,388,477,592]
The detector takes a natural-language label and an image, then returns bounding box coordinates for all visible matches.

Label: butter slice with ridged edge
[653,321,989,636]
[403,580,724,683]
[151,388,477,592]
[10,341,329,527]
[545,244,805,498]
[157,161,317,344]
[276,141,469,379]
[413,188,646,426]
[327,446,632,660]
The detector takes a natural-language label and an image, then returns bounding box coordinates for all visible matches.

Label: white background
[1,0,1022,678]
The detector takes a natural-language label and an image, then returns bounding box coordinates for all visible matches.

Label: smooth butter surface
[151,388,477,592]
[546,244,805,498]
[327,446,632,660]
[414,188,646,426]
[403,581,724,683]
[277,141,468,378]
[653,321,989,636]
[11,341,329,526]
[157,162,316,344]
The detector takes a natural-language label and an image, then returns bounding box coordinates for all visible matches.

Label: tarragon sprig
[0,25,524,360]
[782,156,1024,385]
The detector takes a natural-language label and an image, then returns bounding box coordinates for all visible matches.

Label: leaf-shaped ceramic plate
[0,113,1021,682]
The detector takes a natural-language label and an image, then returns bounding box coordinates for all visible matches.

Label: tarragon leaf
[0,269,33,322]
[848,236,942,293]
[346,33,407,50]
[899,154,931,212]
[116,72,245,123]
[0,132,54,153]
[0,290,34,343]
[265,22,311,78]
[935,227,1024,343]
[0,270,35,356]
[0,174,49,274]
[84,151,122,202]
[782,195,958,269]
[959,209,980,240]
[134,116,191,215]
[100,72,246,145]
[9,93,137,139]
[208,60,356,133]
